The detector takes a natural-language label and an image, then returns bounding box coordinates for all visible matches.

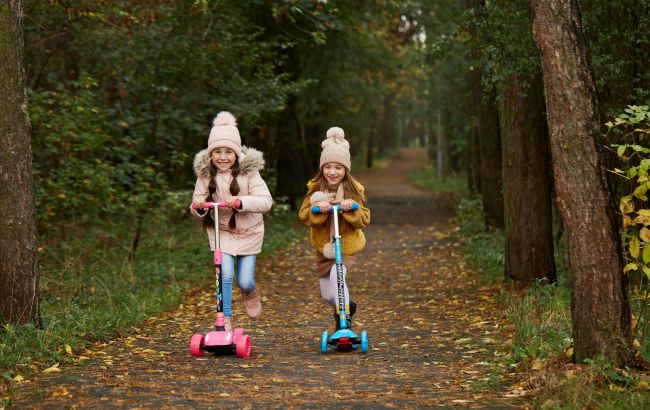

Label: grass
[0,192,302,393]
[408,166,468,194]
[437,192,650,408]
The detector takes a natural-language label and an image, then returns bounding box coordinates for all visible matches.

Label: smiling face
[210,147,237,171]
[322,162,346,189]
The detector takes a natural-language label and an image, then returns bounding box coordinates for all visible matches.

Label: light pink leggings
[319,264,349,310]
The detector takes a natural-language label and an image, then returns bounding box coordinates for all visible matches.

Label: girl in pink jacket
[191,112,272,331]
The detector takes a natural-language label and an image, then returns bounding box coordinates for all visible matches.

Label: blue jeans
[220,253,257,317]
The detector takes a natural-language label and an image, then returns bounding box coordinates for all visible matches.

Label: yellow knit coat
[298,180,371,256]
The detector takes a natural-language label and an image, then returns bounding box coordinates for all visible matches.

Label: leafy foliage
[609,104,650,363]
[583,0,650,118]
[29,76,162,231]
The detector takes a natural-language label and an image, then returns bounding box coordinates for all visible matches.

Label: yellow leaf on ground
[43,363,61,374]
[13,375,24,382]
[455,338,471,344]
[51,386,70,397]
[531,359,543,370]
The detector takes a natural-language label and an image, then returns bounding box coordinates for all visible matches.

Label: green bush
[29,76,162,232]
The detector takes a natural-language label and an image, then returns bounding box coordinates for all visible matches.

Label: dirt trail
[9,148,517,409]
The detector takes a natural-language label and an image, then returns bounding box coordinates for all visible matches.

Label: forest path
[10,148,520,409]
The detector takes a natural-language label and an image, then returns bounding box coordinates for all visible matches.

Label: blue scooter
[312,203,368,353]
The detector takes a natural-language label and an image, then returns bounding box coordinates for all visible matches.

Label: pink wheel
[189,334,205,357]
[232,328,244,341]
[235,334,251,358]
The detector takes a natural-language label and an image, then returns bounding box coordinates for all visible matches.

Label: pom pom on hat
[213,111,237,127]
[322,127,349,149]
[207,111,242,157]
[319,126,351,170]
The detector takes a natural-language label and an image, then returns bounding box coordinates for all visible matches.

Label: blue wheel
[321,331,329,353]
[360,330,368,353]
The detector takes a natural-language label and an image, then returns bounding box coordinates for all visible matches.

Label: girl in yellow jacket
[298,127,370,329]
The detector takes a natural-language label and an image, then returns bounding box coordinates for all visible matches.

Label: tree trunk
[366,131,374,169]
[464,0,504,227]
[531,0,631,366]
[0,0,41,326]
[378,94,396,157]
[477,87,504,228]
[466,110,481,194]
[501,73,556,285]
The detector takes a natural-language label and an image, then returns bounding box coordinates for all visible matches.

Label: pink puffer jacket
[190,146,272,255]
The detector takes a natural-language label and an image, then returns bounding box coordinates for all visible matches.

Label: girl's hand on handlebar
[340,199,357,212]
[315,201,331,214]
[192,200,205,209]
[226,197,241,209]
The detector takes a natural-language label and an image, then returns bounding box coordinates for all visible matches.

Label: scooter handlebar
[192,199,242,210]
[311,202,359,214]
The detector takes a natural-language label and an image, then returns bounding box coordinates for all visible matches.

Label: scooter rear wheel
[189,334,205,357]
[235,334,251,358]
[360,330,369,353]
[321,331,329,353]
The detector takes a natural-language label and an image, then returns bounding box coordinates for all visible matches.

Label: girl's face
[322,162,346,188]
[211,147,237,171]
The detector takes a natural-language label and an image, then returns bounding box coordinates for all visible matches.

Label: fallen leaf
[43,363,62,374]
[51,386,70,397]
[13,375,24,382]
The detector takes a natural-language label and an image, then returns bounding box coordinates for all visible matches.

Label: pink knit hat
[207,111,242,157]
[319,127,351,170]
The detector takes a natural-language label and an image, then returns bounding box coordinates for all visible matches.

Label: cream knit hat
[207,111,242,157]
[319,127,351,170]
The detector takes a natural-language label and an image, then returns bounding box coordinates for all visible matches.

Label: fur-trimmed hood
[193,146,265,179]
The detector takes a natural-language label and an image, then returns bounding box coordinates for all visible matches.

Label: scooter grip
[192,202,215,210]
[311,203,359,213]
[193,200,241,210]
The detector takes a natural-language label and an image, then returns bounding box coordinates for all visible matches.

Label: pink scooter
[189,200,251,358]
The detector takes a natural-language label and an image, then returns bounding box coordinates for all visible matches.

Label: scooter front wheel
[235,334,251,358]
[321,331,329,353]
[189,334,205,357]
[360,330,368,353]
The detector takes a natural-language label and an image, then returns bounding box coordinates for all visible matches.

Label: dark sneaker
[334,301,357,330]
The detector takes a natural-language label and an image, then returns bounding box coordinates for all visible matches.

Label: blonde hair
[306,169,366,205]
